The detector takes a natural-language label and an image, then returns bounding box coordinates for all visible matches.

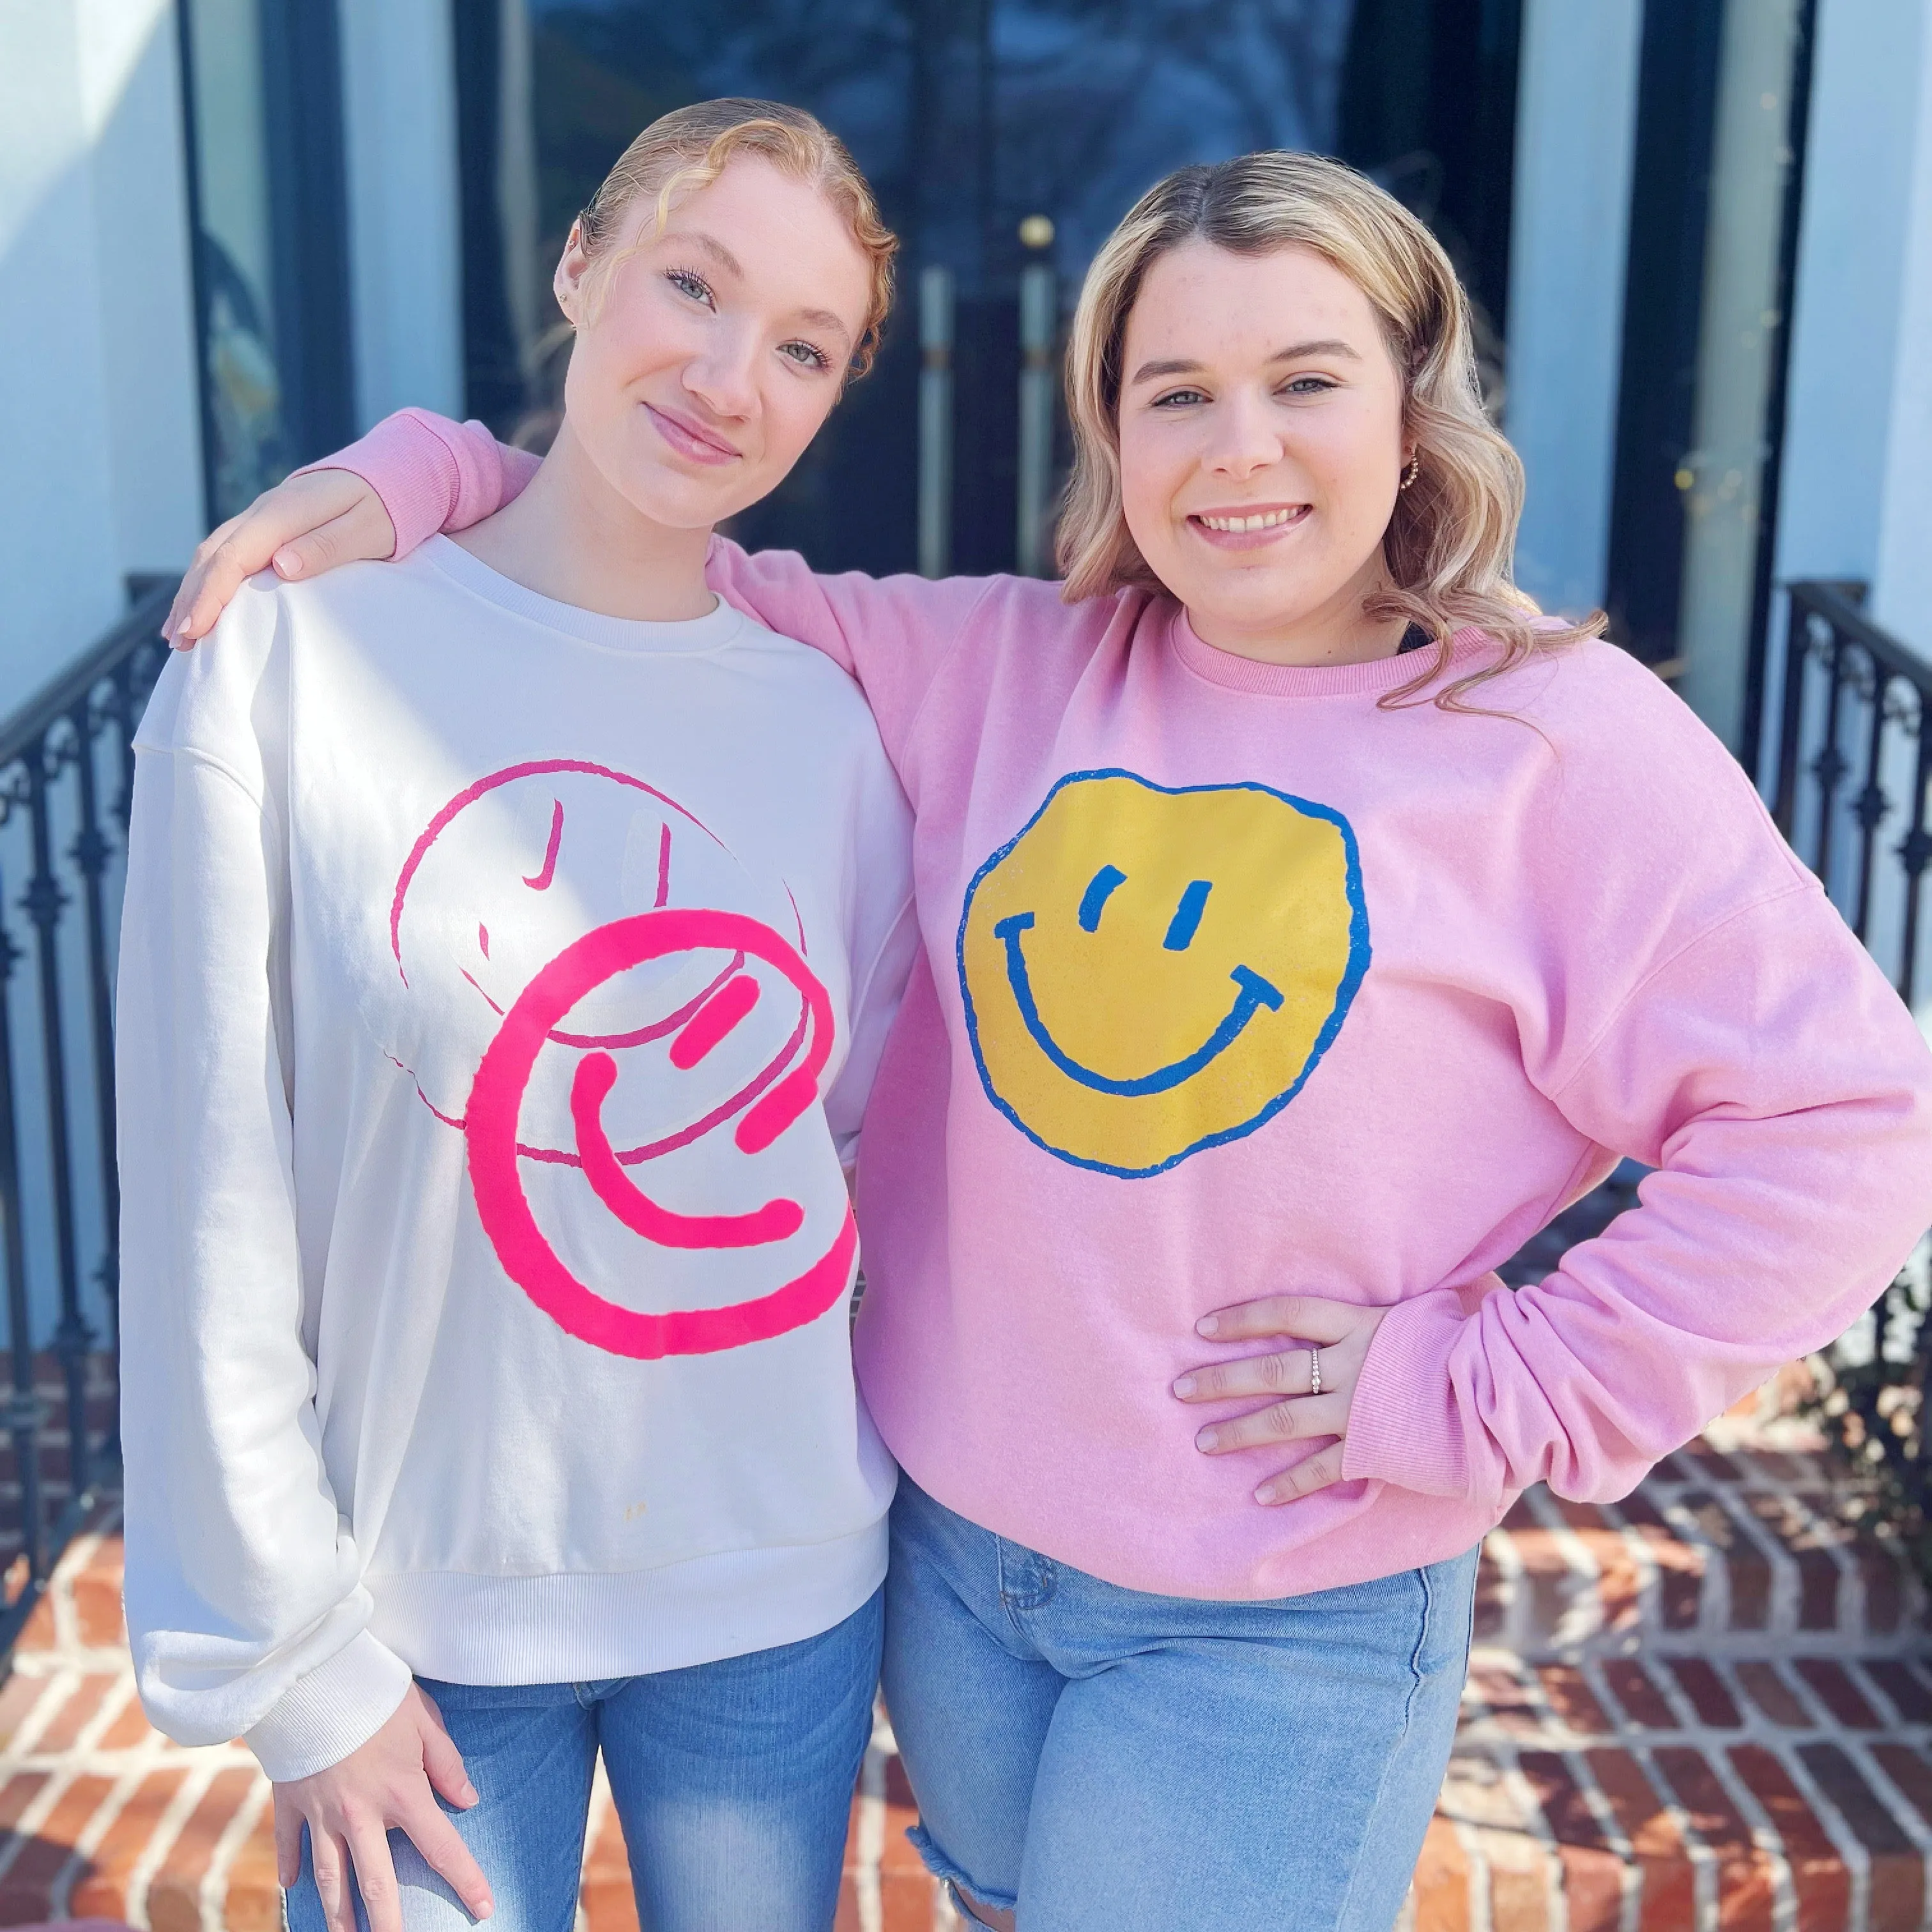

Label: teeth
[1198,508,1300,532]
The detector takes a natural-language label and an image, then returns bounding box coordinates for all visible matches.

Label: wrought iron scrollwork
[0,580,172,1652]
[1775,581,1932,1001]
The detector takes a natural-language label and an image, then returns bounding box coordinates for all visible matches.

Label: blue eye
[1163,880,1212,951]
[1078,865,1126,931]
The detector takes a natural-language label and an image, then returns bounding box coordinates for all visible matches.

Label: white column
[1873,12,1932,657]
[918,266,954,580]
[1503,0,1643,620]
[335,0,465,428]
[1015,262,1057,577]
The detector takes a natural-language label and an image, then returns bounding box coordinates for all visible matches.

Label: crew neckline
[1167,603,1499,697]
[420,535,746,656]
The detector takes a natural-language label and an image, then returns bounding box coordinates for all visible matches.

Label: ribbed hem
[243,1627,413,1781]
[1339,1288,1474,1498]
[418,537,744,654]
[1167,607,1501,697]
[368,1519,887,1684]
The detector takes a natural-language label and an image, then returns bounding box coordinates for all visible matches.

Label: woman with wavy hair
[167,151,1932,1931]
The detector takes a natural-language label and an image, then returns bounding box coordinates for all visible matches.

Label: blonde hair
[574,98,897,378]
[1059,151,1602,709]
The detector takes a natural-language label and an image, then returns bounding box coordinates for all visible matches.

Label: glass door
[456,0,1520,577]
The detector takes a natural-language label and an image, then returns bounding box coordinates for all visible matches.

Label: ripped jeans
[284,1588,880,1932]
[882,1479,1476,1932]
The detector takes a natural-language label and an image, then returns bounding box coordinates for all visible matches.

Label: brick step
[4,1438,1928,1932]
[1482,1449,1919,1659]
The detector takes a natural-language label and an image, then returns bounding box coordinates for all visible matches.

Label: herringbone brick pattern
[3,1395,1929,1930]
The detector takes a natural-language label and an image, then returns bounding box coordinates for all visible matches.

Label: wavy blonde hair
[1059,151,1602,709]
[574,98,896,378]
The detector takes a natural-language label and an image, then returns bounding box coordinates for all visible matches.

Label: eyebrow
[682,231,746,277]
[679,229,854,346]
[1128,339,1363,386]
[795,306,854,344]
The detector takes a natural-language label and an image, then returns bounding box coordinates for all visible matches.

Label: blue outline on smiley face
[956,769,1372,1179]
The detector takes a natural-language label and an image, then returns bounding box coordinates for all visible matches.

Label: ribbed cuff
[297,408,502,559]
[242,1628,413,1781]
[1340,1288,1473,1498]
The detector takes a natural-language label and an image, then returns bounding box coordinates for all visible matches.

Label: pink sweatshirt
[324,410,1932,1599]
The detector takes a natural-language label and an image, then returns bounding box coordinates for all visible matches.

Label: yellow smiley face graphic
[957,770,1369,1177]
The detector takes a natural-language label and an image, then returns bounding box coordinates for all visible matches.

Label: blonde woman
[121,103,918,1932]
[167,153,1932,1931]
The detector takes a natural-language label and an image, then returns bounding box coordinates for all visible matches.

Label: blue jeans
[882,1480,1476,1932]
[286,1588,881,1932]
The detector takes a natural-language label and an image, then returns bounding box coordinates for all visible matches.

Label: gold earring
[1399,456,1421,491]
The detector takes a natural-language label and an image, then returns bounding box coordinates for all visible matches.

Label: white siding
[1775,0,1927,615]
[336,0,466,429]
[0,0,201,714]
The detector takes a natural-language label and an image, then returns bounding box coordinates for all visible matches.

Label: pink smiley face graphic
[388,760,853,1359]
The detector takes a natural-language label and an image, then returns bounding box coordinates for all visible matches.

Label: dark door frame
[175,0,357,527]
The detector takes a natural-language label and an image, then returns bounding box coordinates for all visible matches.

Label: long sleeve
[1342,877,1932,1508]
[117,595,411,1780]
[702,540,1002,769]
[305,408,533,556]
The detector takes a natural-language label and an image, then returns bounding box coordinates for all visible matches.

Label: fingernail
[1172,1373,1197,1398]
[477,1901,493,1920]
[1195,1425,1221,1451]
[1197,1314,1220,1337]
[275,549,303,577]
[1256,1483,1284,1505]
[461,1782,479,1805]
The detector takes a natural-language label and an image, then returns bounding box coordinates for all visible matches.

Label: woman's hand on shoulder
[1172,1294,1388,1503]
[273,1682,492,1932]
[165,469,397,647]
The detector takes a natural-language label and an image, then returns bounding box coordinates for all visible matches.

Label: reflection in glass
[179,0,355,523]
[182,0,289,518]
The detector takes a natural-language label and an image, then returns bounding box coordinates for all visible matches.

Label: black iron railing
[0,579,174,1651]
[1772,581,1932,1008]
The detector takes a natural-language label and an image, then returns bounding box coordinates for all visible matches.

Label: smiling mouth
[645,401,740,465]
[1188,504,1312,544]
[572,1051,802,1249]
[992,911,1284,1096]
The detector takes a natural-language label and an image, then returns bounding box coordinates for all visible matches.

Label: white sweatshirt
[117,537,916,1781]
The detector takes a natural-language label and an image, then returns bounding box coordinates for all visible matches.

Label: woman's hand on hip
[273,1682,492,1932]
[165,468,396,647]
[1173,1295,1389,1504]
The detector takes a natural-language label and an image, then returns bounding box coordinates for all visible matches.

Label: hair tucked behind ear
[575,98,896,379]
[1058,151,1603,710]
